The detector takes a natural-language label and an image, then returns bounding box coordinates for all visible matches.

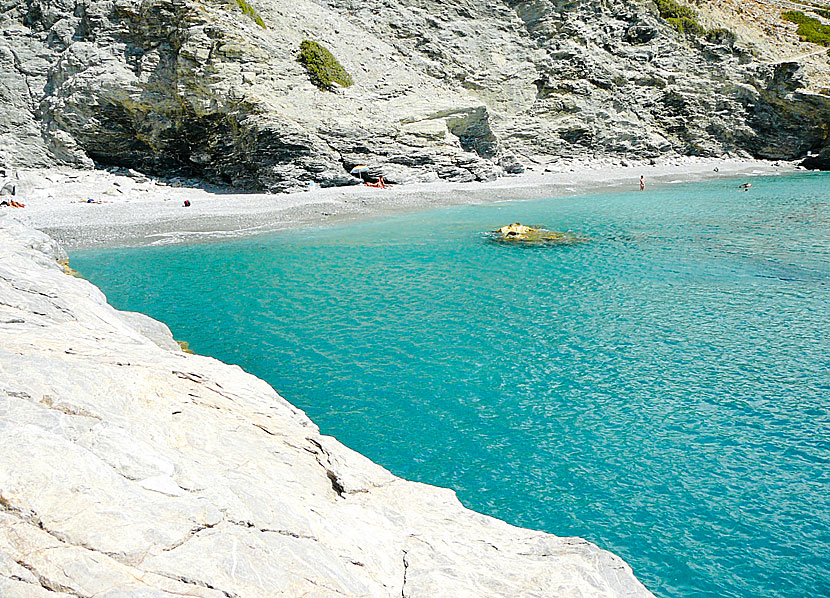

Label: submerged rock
[493,222,588,246]
[0,214,653,596]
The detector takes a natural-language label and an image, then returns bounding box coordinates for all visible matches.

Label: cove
[71,173,830,598]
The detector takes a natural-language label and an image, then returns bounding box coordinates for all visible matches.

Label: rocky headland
[1,0,829,191]
[0,214,656,596]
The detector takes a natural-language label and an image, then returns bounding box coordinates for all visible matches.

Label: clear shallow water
[72,173,830,598]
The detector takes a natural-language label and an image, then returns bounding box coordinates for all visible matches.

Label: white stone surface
[0,214,655,597]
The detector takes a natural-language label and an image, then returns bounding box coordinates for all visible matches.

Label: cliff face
[1,0,829,190]
[0,214,655,596]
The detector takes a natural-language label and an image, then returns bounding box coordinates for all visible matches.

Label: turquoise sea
[72,173,830,598]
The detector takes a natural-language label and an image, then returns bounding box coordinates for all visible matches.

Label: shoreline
[9,156,801,250]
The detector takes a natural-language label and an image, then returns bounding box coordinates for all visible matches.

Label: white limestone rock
[0,214,655,597]
[117,310,182,352]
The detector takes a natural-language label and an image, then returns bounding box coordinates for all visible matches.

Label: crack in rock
[401,550,409,598]
[161,520,220,552]
[302,437,396,497]
[226,518,318,541]
[0,495,120,563]
[326,469,347,498]
[151,571,238,598]
[2,574,31,584]
[13,559,89,597]
[1,282,76,318]
[298,574,350,596]
[265,528,318,541]
[172,370,206,384]
[306,438,346,498]
[0,275,59,299]
[252,422,277,435]
[172,371,245,405]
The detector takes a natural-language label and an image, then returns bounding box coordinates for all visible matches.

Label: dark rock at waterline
[800,148,830,171]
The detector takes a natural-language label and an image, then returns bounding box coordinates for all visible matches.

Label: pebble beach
[9,157,799,249]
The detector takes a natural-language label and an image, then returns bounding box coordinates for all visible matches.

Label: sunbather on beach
[365,176,388,188]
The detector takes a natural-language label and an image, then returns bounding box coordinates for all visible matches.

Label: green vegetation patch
[814,8,830,20]
[783,10,830,46]
[655,0,734,43]
[706,27,737,44]
[232,0,266,28]
[655,0,697,21]
[666,16,705,35]
[298,40,354,91]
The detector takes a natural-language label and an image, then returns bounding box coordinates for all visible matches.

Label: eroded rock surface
[1,0,829,189]
[0,213,655,596]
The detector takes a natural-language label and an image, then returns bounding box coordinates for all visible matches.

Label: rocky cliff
[0,214,655,597]
[1,0,829,190]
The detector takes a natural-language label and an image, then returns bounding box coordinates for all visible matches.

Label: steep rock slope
[0,214,655,597]
[1,0,829,189]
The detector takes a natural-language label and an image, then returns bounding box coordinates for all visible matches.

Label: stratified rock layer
[2,0,830,188]
[0,214,655,597]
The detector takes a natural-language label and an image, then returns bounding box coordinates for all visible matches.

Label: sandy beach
[7,157,800,250]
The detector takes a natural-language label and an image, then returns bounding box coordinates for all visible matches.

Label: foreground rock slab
[0,214,654,597]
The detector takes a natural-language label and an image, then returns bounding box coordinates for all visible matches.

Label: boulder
[494,223,586,245]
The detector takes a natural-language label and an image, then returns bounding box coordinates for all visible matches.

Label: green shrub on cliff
[783,10,815,27]
[666,16,705,36]
[298,40,354,91]
[782,10,830,47]
[232,0,265,28]
[655,0,734,42]
[706,27,737,44]
[655,0,696,21]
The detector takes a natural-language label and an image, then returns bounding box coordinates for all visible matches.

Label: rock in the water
[0,213,654,596]
[494,222,587,245]
[497,222,536,236]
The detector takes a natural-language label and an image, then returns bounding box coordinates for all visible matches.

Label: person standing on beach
[640,175,645,191]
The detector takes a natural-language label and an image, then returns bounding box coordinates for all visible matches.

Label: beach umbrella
[350,164,369,182]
